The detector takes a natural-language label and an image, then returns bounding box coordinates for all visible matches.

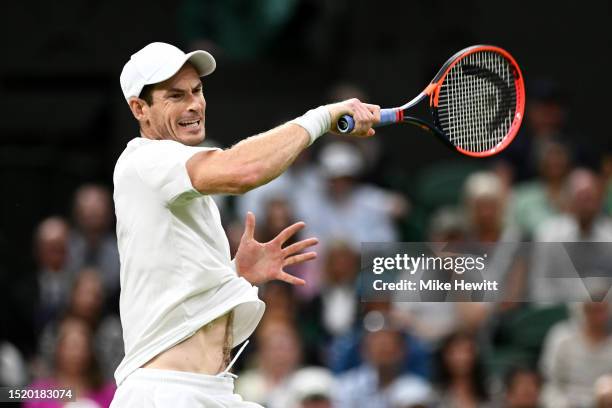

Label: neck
[56,372,88,389]
[577,217,595,236]
[140,129,162,140]
[477,228,500,242]
[546,179,563,194]
[585,325,607,343]
[377,366,399,388]
[83,230,103,248]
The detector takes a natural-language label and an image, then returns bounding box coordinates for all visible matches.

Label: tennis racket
[337,45,525,157]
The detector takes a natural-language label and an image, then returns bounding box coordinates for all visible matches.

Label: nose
[188,92,205,113]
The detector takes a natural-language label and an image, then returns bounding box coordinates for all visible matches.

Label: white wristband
[288,106,331,146]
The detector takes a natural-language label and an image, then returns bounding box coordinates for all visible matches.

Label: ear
[128,97,148,122]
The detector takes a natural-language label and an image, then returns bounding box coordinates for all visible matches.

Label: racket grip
[337,115,355,133]
[336,109,399,134]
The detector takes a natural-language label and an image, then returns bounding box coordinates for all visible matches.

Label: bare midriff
[142,311,234,375]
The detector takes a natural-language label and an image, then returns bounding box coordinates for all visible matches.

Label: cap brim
[185,50,216,77]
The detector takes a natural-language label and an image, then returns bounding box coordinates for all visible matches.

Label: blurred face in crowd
[468,196,503,236]
[464,173,505,239]
[443,335,477,377]
[74,185,112,236]
[71,269,104,323]
[364,329,405,371]
[261,282,295,321]
[527,100,565,136]
[328,176,355,201]
[583,302,610,332]
[539,141,570,184]
[568,170,602,226]
[264,198,293,238]
[325,243,359,285]
[505,370,541,408]
[55,318,94,376]
[257,319,302,378]
[136,63,206,146]
[36,217,69,271]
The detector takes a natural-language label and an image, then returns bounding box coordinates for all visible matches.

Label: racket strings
[437,51,517,153]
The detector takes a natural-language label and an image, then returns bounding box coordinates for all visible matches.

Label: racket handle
[336,109,399,134]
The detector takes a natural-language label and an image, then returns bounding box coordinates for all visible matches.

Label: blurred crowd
[2,67,612,408]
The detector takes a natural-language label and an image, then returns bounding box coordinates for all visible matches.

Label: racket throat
[396,109,404,122]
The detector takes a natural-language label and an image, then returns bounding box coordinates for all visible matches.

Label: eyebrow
[166,83,203,94]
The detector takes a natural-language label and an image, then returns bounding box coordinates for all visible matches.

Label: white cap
[319,142,364,178]
[387,376,432,407]
[120,42,216,102]
[285,367,336,406]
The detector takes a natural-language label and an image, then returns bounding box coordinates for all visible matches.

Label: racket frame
[337,45,525,158]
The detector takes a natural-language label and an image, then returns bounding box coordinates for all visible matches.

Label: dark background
[0,0,610,301]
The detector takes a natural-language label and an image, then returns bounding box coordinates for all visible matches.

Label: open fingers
[273,221,306,245]
[277,271,306,286]
[243,211,256,240]
[282,237,318,257]
[283,251,317,267]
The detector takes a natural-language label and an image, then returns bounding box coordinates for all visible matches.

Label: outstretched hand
[234,212,318,286]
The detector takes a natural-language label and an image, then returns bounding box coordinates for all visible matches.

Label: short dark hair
[139,84,155,105]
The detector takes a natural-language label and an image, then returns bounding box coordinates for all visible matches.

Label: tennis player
[109,42,380,407]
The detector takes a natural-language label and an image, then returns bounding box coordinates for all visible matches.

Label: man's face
[141,63,206,145]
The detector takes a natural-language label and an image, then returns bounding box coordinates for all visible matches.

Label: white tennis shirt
[112,137,265,386]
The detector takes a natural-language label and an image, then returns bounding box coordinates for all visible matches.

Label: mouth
[178,119,201,129]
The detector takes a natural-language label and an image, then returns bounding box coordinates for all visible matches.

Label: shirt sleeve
[131,140,220,206]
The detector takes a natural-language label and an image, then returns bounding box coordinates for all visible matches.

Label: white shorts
[110,368,263,408]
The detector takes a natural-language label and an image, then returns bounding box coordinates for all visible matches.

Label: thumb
[243,211,256,240]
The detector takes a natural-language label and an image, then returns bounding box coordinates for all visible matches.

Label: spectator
[392,207,486,342]
[334,324,432,408]
[531,169,612,301]
[499,79,572,181]
[39,269,123,381]
[67,184,120,306]
[303,142,407,248]
[461,171,516,306]
[500,366,542,408]
[235,318,303,407]
[463,172,516,243]
[510,140,571,240]
[33,217,74,331]
[328,302,431,379]
[25,317,115,408]
[433,331,490,408]
[540,301,612,408]
[535,169,612,241]
[300,241,360,364]
[260,280,298,323]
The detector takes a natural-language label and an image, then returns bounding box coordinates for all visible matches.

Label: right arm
[186,99,380,195]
